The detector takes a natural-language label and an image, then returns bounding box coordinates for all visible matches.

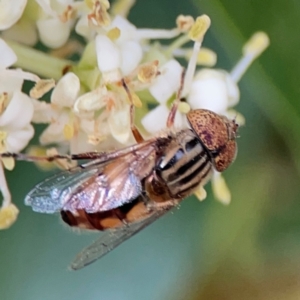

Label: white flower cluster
[0,0,269,229]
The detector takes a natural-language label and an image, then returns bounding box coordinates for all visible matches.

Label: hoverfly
[2,79,238,270]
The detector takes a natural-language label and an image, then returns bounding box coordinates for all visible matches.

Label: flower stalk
[6,39,74,80]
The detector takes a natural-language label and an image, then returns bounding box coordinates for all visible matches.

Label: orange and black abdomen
[61,197,153,231]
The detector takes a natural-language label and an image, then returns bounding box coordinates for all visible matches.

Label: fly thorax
[155,129,213,199]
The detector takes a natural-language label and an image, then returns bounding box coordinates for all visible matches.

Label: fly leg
[166,69,185,128]
[0,78,152,164]
[0,138,157,165]
[121,78,144,143]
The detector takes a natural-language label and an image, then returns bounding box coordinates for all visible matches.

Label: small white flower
[74,84,133,145]
[36,0,77,48]
[32,72,84,152]
[141,59,183,133]
[32,72,125,153]
[75,0,111,40]
[95,17,144,82]
[187,32,270,122]
[93,14,180,82]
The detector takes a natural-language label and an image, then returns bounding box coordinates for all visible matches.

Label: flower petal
[69,130,96,154]
[75,14,95,40]
[39,111,69,145]
[0,38,17,69]
[39,124,65,145]
[0,91,34,129]
[119,40,142,75]
[0,0,27,31]
[108,105,131,144]
[211,172,231,205]
[74,87,108,113]
[2,69,40,83]
[149,59,182,104]
[0,73,23,94]
[142,103,186,134]
[5,124,34,152]
[31,98,58,123]
[141,104,169,133]
[51,72,80,107]
[194,185,207,201]
[0,203,19,229]
[0,163,10,206]
[36,0,56,17]
[111,15,137,44]
[37,18,71,48]
[95,34,121,73]
[188,69,239,114]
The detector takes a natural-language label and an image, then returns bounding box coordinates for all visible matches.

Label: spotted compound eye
[187,109,238,172]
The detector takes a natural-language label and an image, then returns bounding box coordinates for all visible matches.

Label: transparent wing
[25,165,101,213]
[70,211,165,270]
[25,140,158,214]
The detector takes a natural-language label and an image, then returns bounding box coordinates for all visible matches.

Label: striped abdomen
[155,129,213,199]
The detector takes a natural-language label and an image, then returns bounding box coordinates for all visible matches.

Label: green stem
[5,40,75,80]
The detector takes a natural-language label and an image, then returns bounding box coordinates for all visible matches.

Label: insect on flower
[1,77,238,270]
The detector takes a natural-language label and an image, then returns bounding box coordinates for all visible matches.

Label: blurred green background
[1,0,300,299]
